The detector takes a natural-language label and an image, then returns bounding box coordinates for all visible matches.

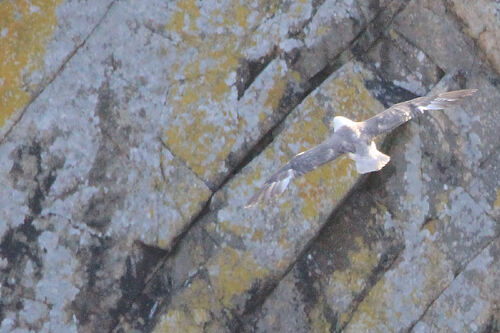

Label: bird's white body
[333,116,390,174]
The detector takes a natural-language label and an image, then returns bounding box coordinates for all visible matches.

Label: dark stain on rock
[2,138,64,283]
[83,189,124,229]
[85,80,129,230]
[0,226,41,275]
[368,0,381,12]
[225,307,245,332]
[116,243,168,311]
[109,243,172,332]
[294,256,320,307]
[88,240,112,289]
[103,54,123,73]
[236,48,277,100]
[365,75,418,108]
[243,277,279,316]
[322,305,339,333]
[482,315,500,333]
[71,236,114,328]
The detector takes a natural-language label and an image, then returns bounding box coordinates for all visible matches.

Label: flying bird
[245,88,477,207]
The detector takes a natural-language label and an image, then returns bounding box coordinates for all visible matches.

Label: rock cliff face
[0,0,498,332]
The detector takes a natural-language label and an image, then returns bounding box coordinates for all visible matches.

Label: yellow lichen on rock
[208,247,268,308]
[264,74,287,110]
[154,279,220,333]
[275,65,383,220]
[289,108,328,152]
[162,0,297,184]
[156,152,212,249]
[0,0,62,128]
[493,188,500,209]
[163,1,245,182]
[298,156,356,220]
[345,278,390,331]
[309,302,332,333]
[327,237,379,326]
[328,69,384,121]
[166,0,200,36]
[218,220,252,237]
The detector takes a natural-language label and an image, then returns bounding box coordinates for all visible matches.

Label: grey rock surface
[0,0,498,332]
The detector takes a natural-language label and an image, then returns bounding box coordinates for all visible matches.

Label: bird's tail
[349,141,390,174]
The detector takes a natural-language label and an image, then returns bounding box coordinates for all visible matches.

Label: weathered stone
[0,0,114,140]
[150,61,385,332]
[247,189,405,332]
[394,0,477,73]
[412,237,500,333]
[1,0,498,332]
[447,0,500,74]
[361,28,444,97]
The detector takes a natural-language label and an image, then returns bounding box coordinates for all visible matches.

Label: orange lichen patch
[0,0,62,128]
[258,110,268,123]
[208,247,268,308]
[315,26,328,37]
[163,1,251,182]
[279,200,292,212]
[265,147,276,160]
[155,154,212,249]
[494,188,500,209]
[172,179,211,217]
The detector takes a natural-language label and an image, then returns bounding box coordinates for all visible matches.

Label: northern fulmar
[245,89,477,207]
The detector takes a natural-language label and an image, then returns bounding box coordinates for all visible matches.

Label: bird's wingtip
[464,88,478,95]
[244,169,295,208]
[244,193,263,208]
[243,200,256,209]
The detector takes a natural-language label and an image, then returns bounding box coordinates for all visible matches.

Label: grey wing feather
[245,140,344,207]
[361,89,477,139]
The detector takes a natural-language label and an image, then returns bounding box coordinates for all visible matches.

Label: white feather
[349,141,391,174]
[332,116,356,131]
[277,169,294,193]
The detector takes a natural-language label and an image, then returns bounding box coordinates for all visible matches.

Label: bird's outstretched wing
[361,89,477,139]
[245,139,345,207]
